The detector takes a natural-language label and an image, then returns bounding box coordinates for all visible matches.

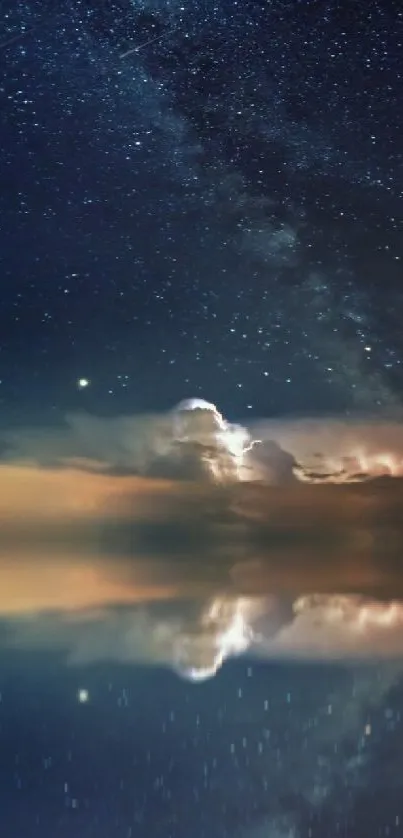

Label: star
[77,378,90,390]
[77,688,90,703]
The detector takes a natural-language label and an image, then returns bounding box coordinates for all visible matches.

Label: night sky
[1,1,403,836]
[1,0,402,424]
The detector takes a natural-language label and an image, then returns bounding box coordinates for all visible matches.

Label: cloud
[253,413,403,481]
[1,398,254,481]
[2,399,403,680]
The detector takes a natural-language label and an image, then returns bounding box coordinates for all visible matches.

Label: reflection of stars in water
[77,688,90,703]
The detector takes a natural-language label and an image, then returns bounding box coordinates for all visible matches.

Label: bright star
[77,688,89,703]
[77,378,90,389]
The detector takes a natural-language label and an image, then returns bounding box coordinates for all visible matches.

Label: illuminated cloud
[174,398,257,481]
[1,398,257,482]
[253,414,403,482]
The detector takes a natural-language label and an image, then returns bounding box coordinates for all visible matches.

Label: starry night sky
[1,1,403,836]
[1,0,402,425]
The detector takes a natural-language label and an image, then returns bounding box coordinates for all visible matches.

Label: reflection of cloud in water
[5,594,403,683]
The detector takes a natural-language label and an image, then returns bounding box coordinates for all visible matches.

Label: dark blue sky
[1,0,402,425]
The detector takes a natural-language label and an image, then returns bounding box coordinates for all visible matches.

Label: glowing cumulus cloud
[172,399,403,486]
[174,398,259,482]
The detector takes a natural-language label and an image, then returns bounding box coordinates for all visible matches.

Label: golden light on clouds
[1,401,403,680]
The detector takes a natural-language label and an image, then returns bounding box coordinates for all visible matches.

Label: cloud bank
[2,398,403,680]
